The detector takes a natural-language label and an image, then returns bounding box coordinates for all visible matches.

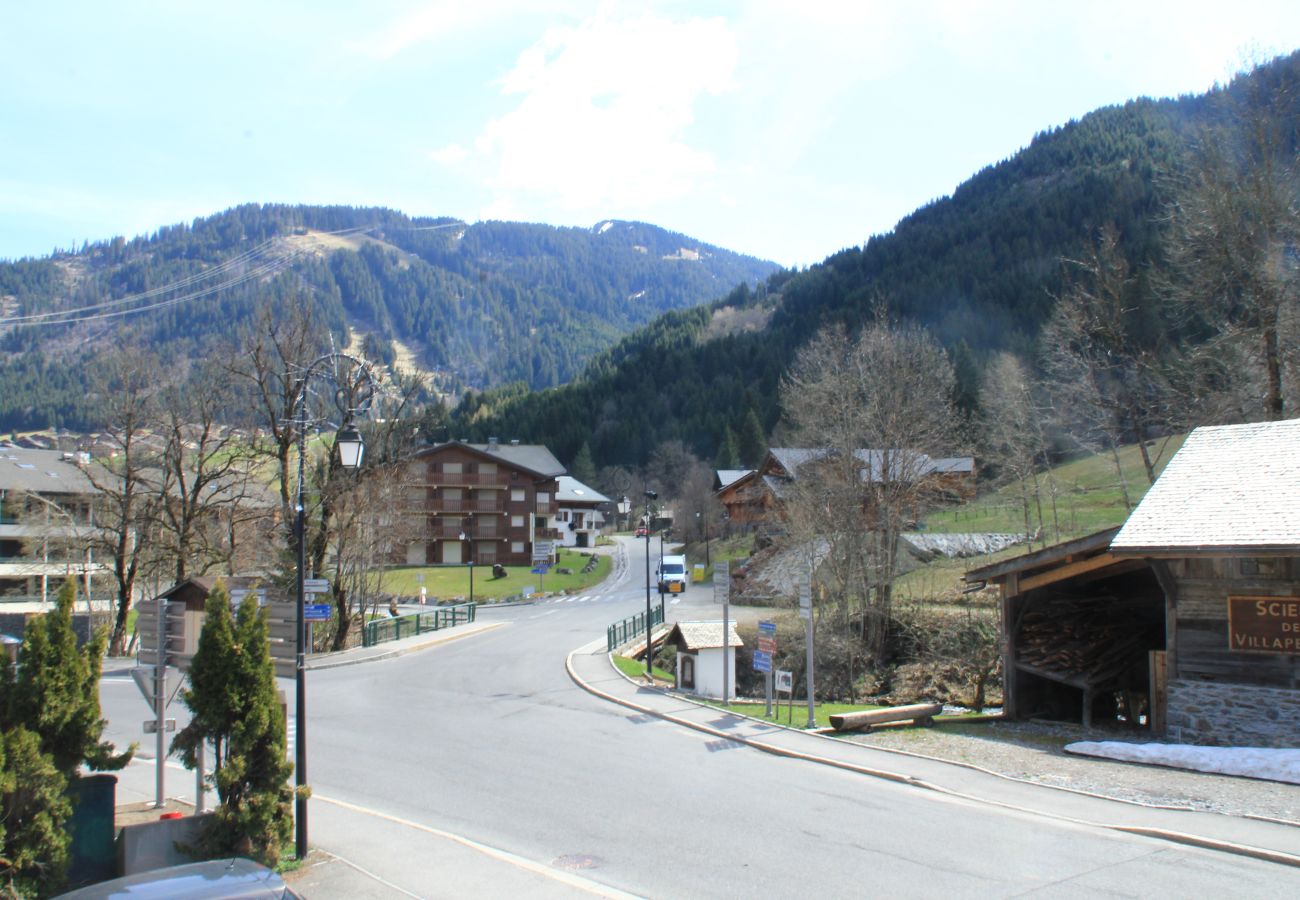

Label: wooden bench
[829,703,943,733]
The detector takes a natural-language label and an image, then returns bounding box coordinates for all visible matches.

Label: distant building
[402,440,565,567]
[554,476,610,549]
[0,446,103,605]
[715,447,975,529]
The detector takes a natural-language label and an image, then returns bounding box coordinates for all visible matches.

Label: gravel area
[840,718,1300,824]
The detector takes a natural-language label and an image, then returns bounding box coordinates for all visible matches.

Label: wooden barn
[967,419,1300,747]
[1109,419,1300,747]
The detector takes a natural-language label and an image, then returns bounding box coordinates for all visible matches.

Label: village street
[99,538,1300,897]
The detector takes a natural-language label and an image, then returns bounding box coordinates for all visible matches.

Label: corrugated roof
[666,620,744,651]
[1111,418,1300,553]
[555,475,609,504]
[767,448,973,483]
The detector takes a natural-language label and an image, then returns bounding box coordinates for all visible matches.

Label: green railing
[363,602,476,648]
[606,600,665,653]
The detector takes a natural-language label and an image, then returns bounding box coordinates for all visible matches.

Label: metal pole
[195,741,205,814]
[643,490,656,677]
[154,596,166,808]
[805,607,816,729]
[294,426,308,861]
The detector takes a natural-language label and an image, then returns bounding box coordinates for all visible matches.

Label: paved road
[100,537,1300,897]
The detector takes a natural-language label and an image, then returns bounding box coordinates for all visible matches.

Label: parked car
[53,858,298,899]
[634,526,648,537]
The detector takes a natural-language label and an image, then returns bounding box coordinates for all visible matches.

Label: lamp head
[336,426,365,469]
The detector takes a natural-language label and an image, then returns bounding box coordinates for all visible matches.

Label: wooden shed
[965,528,1165,729]
[1110,419,1300,747]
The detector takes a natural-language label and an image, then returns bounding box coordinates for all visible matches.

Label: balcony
[422,471,513,488]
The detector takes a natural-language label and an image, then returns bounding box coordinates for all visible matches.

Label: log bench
[829,703,943,733]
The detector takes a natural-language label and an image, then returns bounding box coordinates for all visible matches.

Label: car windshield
[662,563,684,575]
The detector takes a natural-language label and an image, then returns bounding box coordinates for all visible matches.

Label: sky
[4,2,1300,269]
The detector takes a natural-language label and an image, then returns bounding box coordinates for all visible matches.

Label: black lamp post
[643,489,657,676]
[291,353,374,863]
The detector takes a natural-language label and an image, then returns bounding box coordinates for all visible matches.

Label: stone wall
[1167,679,1300,747]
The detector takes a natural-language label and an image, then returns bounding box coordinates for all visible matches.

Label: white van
[656,554,690,594]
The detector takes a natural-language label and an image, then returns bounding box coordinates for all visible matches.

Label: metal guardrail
[606,600,665,653]
[363,602,476,648]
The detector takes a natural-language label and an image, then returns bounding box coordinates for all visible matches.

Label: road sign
[303,578,331,593]
[713,561,729,603]
[798,575,812,620]
[758,620,776,636]
[752,649,772,673]
[230,588,268,605]
[533,540,554,561]
[304,603,332,621]
[142,718,176,734]
[131,666,185,708]
[776,670,794,692]
[531,565,550,575]
[758,636,777,655]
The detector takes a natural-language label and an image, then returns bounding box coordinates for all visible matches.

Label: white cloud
[465,11,738,213]
[430,143,469,165]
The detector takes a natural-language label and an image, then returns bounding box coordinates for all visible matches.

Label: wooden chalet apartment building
[402,439,568,567]
[715,447,976,529]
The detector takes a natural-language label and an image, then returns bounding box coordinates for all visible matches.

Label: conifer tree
[737,409,767,468]
[5,579,131,778]
[713,425,740,470]
[569,442,597,486]
[174,583,293,865]
[0,726,73,897]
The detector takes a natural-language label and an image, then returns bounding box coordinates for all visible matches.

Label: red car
[635,526,648,537]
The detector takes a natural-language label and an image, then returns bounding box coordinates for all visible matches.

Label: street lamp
[643,489,657,677]
[291,352,376,862]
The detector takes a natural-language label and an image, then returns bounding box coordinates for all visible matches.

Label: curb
[565,645,1300,870]
[306,622,507,670]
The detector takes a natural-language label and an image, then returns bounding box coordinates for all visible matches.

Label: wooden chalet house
[404,440,565,567]
[715,447,975,531]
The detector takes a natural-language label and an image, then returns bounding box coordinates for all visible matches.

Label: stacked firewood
[1017,595,1145,687]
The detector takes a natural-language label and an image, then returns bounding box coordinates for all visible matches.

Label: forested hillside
[452,52,1300,473]
[0,206,776,431]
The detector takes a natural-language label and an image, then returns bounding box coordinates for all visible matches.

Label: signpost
[715,561,731,701]
[304,603,332,622]
[302,578,331,594]
[799,571,815,728]
[776,669,794,724]
[758,620,776,716]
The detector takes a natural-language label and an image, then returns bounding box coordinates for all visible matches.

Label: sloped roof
[1111,418,1300,554]
[415,441,564,478]
[715,469,752,490]
[0,448,97,495]
[665,620,743,651]
[767,447,973,484]
[555,475,609,505]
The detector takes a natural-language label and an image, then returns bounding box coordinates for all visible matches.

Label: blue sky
[4,1,1300,268]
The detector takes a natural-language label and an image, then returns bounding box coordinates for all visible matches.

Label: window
[537,492,550,505]
[480,462,496,475]
[512,541,524,554]
[511,488,525,502]
[443,462,462,474]
[511,515,524,528]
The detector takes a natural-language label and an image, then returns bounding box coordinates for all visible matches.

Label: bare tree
[156,360,268,583]
[1042,224,1177,491]
[980,352,1059,544]
[83,352,167,654]
[779,312,964,660]
[1162,60,1300,421]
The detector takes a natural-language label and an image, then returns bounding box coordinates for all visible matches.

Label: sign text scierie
[1227,596,1300,654]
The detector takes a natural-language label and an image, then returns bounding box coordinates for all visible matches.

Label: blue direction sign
[304,604,332,621]
[758,620,776,636]
[531,565,550,575]
[752,649,772,673]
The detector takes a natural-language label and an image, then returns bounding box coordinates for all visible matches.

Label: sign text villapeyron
[1228,596,1300,654]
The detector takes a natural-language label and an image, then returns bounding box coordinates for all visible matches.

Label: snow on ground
[1065,741,1300,785]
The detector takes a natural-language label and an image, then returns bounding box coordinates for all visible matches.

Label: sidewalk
[566,639,1300,869]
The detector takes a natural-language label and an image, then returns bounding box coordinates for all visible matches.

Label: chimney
[487,437,499,452]
[510,439,520,446]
